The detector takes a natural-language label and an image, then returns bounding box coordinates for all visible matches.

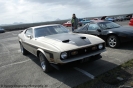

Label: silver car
[18,24,106,72]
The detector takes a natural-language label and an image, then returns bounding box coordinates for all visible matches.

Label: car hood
[109,26,133,34]
[36,33,104,51]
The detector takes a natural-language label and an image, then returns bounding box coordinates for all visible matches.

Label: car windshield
[35,25,70,38]
[98,22,120,29]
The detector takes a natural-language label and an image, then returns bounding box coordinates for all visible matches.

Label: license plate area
[81,57,90,63]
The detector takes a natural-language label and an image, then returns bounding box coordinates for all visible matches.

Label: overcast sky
[0,0,133,24]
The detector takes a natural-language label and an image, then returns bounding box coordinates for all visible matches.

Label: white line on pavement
[0,59,31,69]
[74,67,95,79]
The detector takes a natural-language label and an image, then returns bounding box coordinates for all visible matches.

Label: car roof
[31,24,61,29]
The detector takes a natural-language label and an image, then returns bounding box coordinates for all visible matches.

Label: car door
[86,23,101,36]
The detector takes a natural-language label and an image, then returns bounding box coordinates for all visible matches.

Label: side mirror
[97,29,101,32]
[27,35,32,39]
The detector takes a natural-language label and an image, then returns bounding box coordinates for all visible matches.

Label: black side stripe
[22,42,54,58]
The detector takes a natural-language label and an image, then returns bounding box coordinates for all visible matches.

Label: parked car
[80,19,90,25]
[18,24,106,72]
[63,21,71,27]
[126,14,132,20]
[121,16,129,20]
[74,20,133,48]
[129,17,133,26]
[63,21,82,27]
[0,27,5,33]
[104,17,115,22]
[116,16,124,21]
[78,18,84,22]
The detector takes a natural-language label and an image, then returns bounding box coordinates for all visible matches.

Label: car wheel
[107,35,120,48]
[39,52,53,72]
[20,43,28,55]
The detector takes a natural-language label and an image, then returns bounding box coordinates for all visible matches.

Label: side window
[99,23,106,29]
[81,24,88,30]
[88,24,100,31]
[25,28,33,37]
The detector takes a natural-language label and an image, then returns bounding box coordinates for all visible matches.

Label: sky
[0,0,133,24]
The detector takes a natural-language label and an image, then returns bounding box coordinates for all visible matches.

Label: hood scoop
[62,39,70,43]
[80,36,86,39]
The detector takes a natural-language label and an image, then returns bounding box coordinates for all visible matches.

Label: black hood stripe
[45,33,91,46]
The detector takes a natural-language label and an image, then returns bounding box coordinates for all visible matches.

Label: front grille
[66,43,105,59]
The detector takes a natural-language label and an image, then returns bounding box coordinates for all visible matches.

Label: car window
[99,24,106,28]
[80,24,88,30]
[34,25,69,38]
[98,22,120,29]
[25,28,33,37]
[88,24,100,31]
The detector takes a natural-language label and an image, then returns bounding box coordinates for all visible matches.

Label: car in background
[116,16,124,21]
[63,21,71,27]
[80,19,90,25]
[18,24,106,72]
[104,17,115,22]
[63,21,82,27]
[74,20,133,48]
[78,18,84,22]
[126,14,132,20]
[123,16,130,20]
[0,27,5,33]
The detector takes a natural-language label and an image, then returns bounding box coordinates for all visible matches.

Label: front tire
[107,35,120,48]
[39,53,53,72]
[20,43,28,55]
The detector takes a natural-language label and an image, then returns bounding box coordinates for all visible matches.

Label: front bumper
[59,49,106,64]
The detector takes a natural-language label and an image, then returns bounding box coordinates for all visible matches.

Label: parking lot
[0,21,133,88]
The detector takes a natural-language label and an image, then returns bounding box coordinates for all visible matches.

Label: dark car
[123,15,130,20]
[0,27,5,33]
[74,20,133,48]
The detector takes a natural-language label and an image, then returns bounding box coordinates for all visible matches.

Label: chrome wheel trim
[108,37,117,47]
[39,54,46,70]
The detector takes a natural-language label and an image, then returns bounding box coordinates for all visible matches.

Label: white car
[18,24,106,72]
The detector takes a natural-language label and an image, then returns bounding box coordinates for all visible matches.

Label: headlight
[98,44,103,49]
[61,52,67,59]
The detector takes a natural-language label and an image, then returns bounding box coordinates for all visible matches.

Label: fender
[37,48,47,58]
[36,48,55,63]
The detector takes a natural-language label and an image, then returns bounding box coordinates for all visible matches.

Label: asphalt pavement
[0,21,133,88]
